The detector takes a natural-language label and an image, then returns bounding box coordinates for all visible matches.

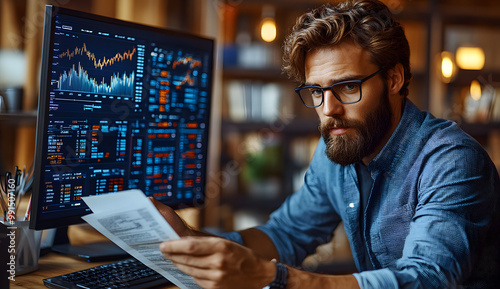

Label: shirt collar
[367,100,425,176]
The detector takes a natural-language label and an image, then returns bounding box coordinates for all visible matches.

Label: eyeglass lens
[299,81,361,107]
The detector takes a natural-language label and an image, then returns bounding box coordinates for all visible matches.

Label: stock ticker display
[40,13,212,218]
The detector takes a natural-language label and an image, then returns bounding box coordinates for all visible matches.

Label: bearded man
[155,1,500,288]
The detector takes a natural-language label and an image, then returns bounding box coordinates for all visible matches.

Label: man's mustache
[320,117,363,132]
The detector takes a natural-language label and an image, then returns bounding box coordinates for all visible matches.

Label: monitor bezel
[30,5,214,230]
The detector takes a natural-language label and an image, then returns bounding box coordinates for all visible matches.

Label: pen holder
[6,220,42,276]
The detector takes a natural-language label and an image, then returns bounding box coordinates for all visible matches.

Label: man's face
[304,41,395,165]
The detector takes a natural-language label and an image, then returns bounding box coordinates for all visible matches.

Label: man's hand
[159,236,276,289]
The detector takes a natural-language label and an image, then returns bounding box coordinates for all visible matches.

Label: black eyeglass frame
[295,68,384,108]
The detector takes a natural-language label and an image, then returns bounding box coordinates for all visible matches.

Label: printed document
[82,189,201,289]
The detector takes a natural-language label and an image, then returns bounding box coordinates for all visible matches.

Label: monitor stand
[51,226,129,262]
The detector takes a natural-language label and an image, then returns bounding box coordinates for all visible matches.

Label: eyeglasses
[295,69,384,108]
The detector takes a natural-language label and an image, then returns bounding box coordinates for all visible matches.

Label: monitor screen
[30,5,214,230]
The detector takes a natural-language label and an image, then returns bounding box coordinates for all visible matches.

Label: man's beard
[320,86,392,166]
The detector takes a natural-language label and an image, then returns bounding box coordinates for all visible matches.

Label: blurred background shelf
[0,110,37,125]
[221,118,318,134]
[222,67,286,81]
[460,122,500,140]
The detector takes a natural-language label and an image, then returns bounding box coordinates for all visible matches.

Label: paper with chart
[82,189,201,289]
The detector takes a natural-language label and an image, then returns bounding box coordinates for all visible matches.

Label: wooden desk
[10,252,178,289]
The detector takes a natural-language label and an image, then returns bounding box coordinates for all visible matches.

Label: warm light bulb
[261,18,277,42]
[441,56,454,78]
[456,47,485,70]
[470,80,482,101]
[440,51,455,83]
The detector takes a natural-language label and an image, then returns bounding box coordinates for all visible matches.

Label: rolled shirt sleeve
[218,231,244,245]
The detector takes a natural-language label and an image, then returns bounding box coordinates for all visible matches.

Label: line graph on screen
[55,41,137,97]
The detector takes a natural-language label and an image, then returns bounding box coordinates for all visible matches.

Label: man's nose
[321,90,344,116]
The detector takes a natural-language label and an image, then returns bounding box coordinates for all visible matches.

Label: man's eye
[340,83,359,94]
[309,88,323,97]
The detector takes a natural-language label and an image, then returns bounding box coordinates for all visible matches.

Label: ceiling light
[261,18,276,42]
[260,6,276,43]
[456,47,485,70]
[440,51,455,83]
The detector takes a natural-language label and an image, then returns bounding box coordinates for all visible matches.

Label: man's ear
[386,63,405,96]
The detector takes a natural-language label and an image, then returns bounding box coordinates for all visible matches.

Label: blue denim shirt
[223,100,500,288]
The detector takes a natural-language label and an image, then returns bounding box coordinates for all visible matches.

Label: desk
[10,252,178,289]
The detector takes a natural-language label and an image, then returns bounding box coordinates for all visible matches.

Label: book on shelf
[226,80,282,123]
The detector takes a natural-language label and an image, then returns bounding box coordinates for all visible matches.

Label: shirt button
[349,203,355,208]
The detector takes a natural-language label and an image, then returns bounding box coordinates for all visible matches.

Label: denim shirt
[223,100,500,288]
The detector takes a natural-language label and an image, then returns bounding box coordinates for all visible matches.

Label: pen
[19,166,26,196]
[15,166,20,195]
[14,166,18,187]
[15,168,22,212]
[24,195,32,221]
[4,172,8,196]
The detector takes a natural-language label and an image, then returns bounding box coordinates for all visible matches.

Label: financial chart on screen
[33,11,213,225]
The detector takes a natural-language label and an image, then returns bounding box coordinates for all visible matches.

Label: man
[155,0,500,288]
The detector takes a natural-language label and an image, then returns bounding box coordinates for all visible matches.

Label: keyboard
[43,258,172,289]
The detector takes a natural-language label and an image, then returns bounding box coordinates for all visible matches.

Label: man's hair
[282,0,412,97]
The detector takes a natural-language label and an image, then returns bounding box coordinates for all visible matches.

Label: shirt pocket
[370,203,413,268]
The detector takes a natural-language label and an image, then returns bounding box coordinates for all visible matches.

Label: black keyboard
[43,258,172,289]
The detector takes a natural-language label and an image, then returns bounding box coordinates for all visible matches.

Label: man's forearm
[239,228,360,289]
[189,227,360,288]
[287,266,360,289]
[240,228,281,261]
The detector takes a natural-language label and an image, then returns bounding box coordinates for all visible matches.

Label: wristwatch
[263,262,288,289]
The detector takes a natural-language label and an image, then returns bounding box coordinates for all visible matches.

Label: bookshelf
[219,1,322,219]
[219,0,323,224]
[435,5,500,171]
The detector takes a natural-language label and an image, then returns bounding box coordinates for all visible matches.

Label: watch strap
[265,262,288,289]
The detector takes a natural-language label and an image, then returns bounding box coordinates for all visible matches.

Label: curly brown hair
[282,0,412,97]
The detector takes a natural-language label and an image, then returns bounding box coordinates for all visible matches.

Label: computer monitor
[30,5,214,256]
